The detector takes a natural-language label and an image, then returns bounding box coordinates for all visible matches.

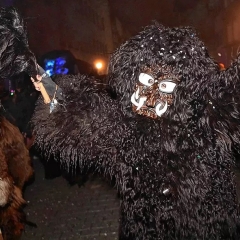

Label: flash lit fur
[32,20,240,240]
[0,178,12,207]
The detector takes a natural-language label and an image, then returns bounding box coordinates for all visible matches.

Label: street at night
[21,155,119,240]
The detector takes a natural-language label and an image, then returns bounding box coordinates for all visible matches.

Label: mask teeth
[155,101,168,117]
[155,100,163,108]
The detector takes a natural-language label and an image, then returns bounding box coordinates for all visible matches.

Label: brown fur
[0,116,33,239]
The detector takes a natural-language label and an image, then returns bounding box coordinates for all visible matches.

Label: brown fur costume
[0,116,33,240]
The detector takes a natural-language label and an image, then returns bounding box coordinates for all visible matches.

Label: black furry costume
[0,5,237,238]
[107,23,240,239]
[31,23,240,239]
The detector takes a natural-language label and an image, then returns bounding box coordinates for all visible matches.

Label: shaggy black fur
[106,23,240,239]
[32,74,134,173]
[0,7,38,80]
[30,20,240,240]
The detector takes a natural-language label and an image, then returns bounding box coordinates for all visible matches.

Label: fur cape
[28,16,240,240]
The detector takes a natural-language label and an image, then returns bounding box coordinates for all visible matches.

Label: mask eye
[139,73,155,86]
[159,81,176,93]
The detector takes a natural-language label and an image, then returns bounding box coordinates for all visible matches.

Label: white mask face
[131,66,178,118]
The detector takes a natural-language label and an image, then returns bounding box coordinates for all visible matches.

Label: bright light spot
[95,62,103,70]
[218,53,221,57]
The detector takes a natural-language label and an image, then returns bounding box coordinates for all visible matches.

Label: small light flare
[95,62,103,70]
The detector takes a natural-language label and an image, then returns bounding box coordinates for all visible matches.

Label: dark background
[110,0,199,33]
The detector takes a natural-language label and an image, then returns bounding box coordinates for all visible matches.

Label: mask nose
[142,84,159,107]
[143,94,156,108]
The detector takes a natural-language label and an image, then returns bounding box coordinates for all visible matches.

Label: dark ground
[20,151,240,240]
[21,152,120,240]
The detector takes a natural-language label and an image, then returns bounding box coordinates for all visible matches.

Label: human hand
[31,75,42,91]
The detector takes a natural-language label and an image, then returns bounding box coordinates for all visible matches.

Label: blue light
[56,68,69,75]
[46,69,54,77]
[45,60,55,68]
[44,59,55,76]
[44,57,69,76]
[55,57,66,67]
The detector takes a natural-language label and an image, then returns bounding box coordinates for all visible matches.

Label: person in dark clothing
[2,73,39,137]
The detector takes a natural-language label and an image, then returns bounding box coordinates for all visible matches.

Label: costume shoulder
[0,7,37,79]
